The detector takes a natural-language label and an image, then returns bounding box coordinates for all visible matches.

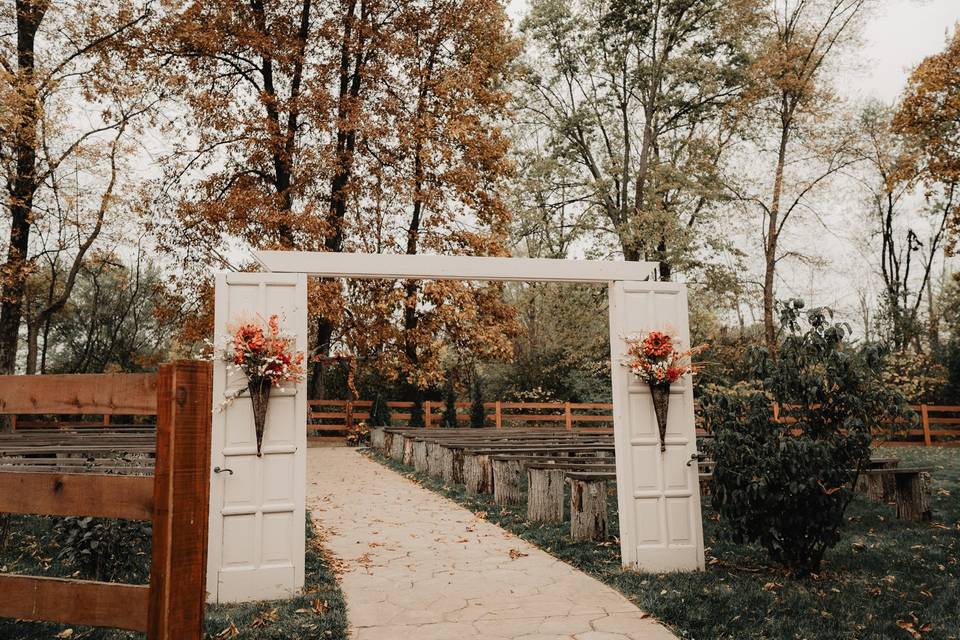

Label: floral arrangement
[624,330,702,386]
[221,314,305,455]
[623,329,704,451]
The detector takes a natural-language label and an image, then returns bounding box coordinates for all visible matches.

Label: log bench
[856,457,901,502]
[861,467,933,521]
[566,471,615,541]
[526,462,615,522]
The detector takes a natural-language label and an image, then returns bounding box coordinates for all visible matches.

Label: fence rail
[0,362,212,639]
[308,399,613,435]
[308,398,960,446]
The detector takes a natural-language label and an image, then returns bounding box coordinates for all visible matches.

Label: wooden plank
[149,361,212,640]
[0,470,153,519]
[254,250,658,283]
[0,574,149,631]
[0,372,158,415]
[921,404,931,446]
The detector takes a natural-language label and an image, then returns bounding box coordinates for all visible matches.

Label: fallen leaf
[215,622,239,639]
[508,548,528,560]
[312,599,329,616]
[251,608,279,628]
[55,630,74,639]
[897,620,921,639]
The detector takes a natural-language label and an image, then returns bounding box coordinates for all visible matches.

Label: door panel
[608,281,705,572]
[208,273,308,603]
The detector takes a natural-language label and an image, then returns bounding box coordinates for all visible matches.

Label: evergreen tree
[442,378,459,428]
[369,393,391,427]
[470,378,485,428]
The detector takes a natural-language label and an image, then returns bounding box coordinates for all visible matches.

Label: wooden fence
[308,399,613,436]
[0,361,212,639]
[309,398,960,446]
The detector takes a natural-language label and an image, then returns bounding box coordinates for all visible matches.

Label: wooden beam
[0,471,153,520]
[253,250,657,283]
[148,361,212,640]
[0,574,149,632]
[0,372,158,415]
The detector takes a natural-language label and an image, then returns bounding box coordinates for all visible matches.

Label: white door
[207,272,308,603]
[608,280,705,571]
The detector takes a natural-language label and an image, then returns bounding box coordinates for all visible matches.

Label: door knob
[213,466,234,475]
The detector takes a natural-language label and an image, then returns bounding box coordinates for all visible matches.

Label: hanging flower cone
[649,382,670,452]
[248,376,272,457]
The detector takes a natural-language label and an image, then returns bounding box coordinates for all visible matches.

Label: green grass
[366,447,960,640]
[0,517,348,640]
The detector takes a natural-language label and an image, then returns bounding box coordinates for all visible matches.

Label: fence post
[148,361,212,640]
[564,402,572,430]
[10,415,15,432]
[345,400,353,432]
[495,401,502,429]
[921,404,931,447]
[425,401,432,428]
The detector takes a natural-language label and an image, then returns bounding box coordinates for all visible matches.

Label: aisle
[307,447,676,640]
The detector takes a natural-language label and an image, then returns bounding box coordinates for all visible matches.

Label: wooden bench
[861,467,933,521]
[565,471,615,541]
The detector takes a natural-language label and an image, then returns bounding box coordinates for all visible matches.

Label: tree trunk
[492,459,523,505]
[568,477,608,541]
[763,115,791,355]
[464,453,492,495]
[389,431,406,462]
[895,471,932,522]
[413,440,428,472]
[0,0,45,379]
[527,467,566,522]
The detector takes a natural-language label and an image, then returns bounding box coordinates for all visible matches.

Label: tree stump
[568,475,608,541]
[382,431,394,456]
[464,453,492,494]
[440,446,455,482]
[412,441,428,472]
[426,442,445,478]
[390,433,406,462]
[370,427,385,450]
[451,448,465,484]
[527,467,565,522]
[492,459,523,505]
[895,471,932,521]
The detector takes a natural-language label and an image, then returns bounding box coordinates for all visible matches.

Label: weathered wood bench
[566,471,615,541]
[526,462,615,522]
[861,467,933,521]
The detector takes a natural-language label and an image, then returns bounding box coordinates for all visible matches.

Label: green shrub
[442,378,458,428]
[51,516,152,582]
[470,377,485,428]
[369,393,392,426]
[701,300,912,574]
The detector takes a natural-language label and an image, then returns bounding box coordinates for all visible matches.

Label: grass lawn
[367,446,959,640]
[0,516,348,640]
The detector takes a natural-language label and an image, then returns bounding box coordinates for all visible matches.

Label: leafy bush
[52,516,152,582]
[701,301,912,574]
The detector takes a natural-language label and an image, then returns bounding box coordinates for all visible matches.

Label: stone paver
[307,448,676,640]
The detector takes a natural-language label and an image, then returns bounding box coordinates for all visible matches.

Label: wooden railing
[0,362,212,639]
[308,399,613,435]
[310,398,960,446]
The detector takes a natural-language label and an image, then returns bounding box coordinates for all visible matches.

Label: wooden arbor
[0,361,212,639]
[252,250,706,573]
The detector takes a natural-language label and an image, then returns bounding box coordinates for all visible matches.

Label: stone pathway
[306,447,676,640]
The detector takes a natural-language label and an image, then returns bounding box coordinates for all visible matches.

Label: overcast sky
[507,0,960,103]
[505,0,960,330]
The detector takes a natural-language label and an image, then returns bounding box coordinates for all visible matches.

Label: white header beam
[253,250,656,283]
